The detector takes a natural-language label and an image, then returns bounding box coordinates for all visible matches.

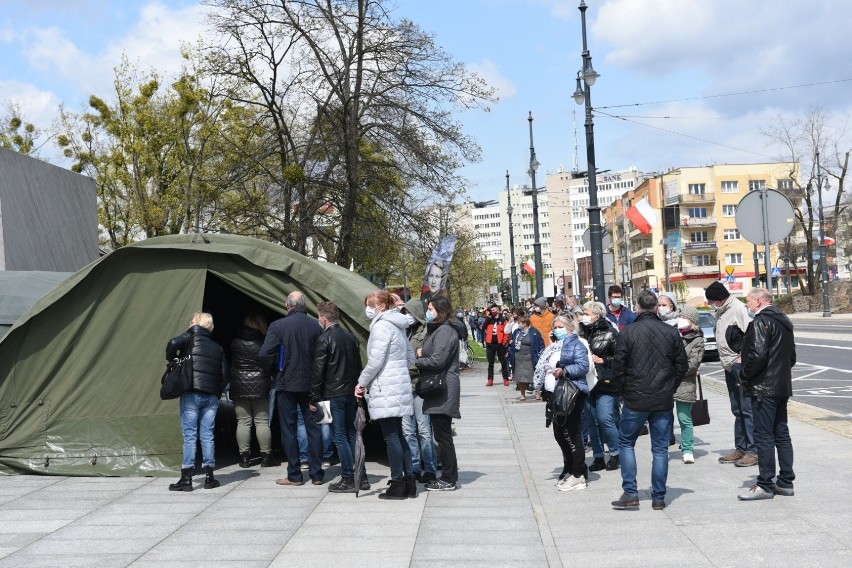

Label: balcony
[681,216,717,227]
[629,246,654,259]
[683,265,720,276]
[679,192,716,204]
[683,240,718,252]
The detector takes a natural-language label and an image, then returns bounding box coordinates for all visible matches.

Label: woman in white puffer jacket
[355,290,416,499]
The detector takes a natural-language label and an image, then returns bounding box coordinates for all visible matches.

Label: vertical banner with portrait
[421,235,457,307]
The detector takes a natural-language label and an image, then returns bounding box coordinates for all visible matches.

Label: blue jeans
[585,392,620,458]
[297,407,334,462]
[725,363,755,452]
[276,390,323,482]
[377,417,412,481]
[619,404,673,502]
[180,392,219,469]
[329,395,359,479]
[401,396,437,476]
[752,396,795,492]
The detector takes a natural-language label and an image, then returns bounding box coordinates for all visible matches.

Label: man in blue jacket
[605,285,637,331]
[260,291,324,486]
[610,291,688,511]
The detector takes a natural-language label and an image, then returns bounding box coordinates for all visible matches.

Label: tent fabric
[0,272,72,336]
[0,234,376,476]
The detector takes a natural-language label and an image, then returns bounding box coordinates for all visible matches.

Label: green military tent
[0,233,377,476]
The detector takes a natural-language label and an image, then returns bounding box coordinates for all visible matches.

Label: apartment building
[605,162,801,305]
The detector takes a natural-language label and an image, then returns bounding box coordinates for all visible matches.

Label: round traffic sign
[735,189,795,244]
[557,276,564,287]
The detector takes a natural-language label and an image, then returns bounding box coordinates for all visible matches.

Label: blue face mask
[611,298,622,308]
[425,310,435,322]
[553,328,569,340]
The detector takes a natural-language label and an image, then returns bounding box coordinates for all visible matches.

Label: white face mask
[581,315,593,326]
[676,317,692,330]
[658,306,672,317]
[365,306,377,319]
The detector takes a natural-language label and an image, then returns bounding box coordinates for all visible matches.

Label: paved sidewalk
[1,368,851,567]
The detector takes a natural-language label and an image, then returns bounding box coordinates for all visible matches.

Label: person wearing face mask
[415,296,463,491]
[531,297,555,347]
[704,281,756,467]
[657,292,679,325]
[483,304,510,387]
[672,305,705,465]
[605,285,637,331]
[508,315,545,401]
[579,301,623,472]
[355,290,416,500]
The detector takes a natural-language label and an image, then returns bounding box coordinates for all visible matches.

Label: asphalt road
[700,316,852,417]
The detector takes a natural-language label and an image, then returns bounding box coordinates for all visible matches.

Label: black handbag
[550,377,580,427]
[691,372,710,426]
[415,371,446,399]
[160,355,193,400]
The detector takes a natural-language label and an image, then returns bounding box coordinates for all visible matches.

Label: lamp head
[572,75,585,105]
[583,61,600,86]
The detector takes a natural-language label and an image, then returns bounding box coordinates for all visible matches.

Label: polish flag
[823,236,836,246]
[523,261,536,274]
[626,197,658,235]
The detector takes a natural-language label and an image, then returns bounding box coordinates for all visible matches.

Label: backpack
[549,377,580,428]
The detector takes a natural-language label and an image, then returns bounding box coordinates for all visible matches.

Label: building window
[721,181,738,193]
[777,179,794,191]
[688,183,706,195]
[749,180,766,191]
[724,228,741,240]
[692,255,715,266]
[725,253,743,265]
[688,207,708,218]
[690,231,709,242]
[722,204,737,217]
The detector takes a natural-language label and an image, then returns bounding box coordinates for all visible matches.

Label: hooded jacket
[739,305,796,397]
[417,320,462,419]
[167,325,227,396]
[559,333,591,394]
[713,295,751,371]
[357,310,415,419]
[579,316,621,395]
[611,311,688,412]
[228,326,272,400]
[674,328,705,403]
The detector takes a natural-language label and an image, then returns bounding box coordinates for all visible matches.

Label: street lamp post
[573,0,605,302]
[506,170,520,306]
[527,112,544,299]
[816,151,832,317]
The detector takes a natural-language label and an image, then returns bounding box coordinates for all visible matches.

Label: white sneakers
[557,475,587,491]
[683,453,695,464]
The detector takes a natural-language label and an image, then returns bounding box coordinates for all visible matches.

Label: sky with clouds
[2,0,851,202]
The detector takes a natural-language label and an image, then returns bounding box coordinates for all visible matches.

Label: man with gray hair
[261,291,324,486]
[610,290,688,511]
[737,287,796,501]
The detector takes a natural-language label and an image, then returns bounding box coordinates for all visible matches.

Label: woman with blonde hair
[166,312,227,492]
[356,290,416,499]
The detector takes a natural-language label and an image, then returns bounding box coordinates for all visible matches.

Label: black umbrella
[354,396,368,497]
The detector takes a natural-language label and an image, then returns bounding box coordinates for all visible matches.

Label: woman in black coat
[229,313,273,468]
[166,312,227,492]
[579,301,623,473]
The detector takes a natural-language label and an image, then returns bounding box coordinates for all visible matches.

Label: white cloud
[469,59,518,100]
[0,80,62,127]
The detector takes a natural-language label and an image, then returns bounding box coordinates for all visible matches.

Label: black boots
[169,468,194,492]
[606,455,621,471]
[239,452,251,468]
[589,457,607,472]
[203,466,220,489]
[406,475,417,498]
[260,452,273,468]
[378,478,408,500]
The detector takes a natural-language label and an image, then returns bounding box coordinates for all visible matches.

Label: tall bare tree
[763,106,851,294]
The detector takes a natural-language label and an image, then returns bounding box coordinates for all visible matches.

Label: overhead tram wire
[595,108,776,160]
[597,78,852,110]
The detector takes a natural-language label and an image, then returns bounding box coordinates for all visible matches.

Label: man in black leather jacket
[737,287,796,501]
[309,301,363,493]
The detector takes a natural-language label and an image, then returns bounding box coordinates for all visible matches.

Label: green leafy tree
[0,103,46,156]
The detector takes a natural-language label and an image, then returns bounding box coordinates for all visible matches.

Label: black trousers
[552,393,588,479]
[431,414,458,483]
[486,342,509,379]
